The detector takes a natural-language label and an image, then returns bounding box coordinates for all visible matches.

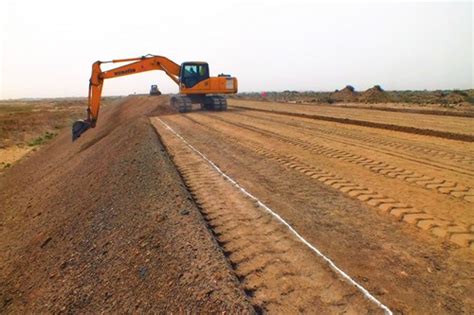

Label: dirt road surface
[155,97,473,313]
[1,95,472,313]
[230,99,474,140]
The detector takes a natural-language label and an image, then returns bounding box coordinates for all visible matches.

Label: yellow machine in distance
[72,54,238,141]
[149,85,161,96]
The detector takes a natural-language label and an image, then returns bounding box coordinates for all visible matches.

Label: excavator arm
[72,55,181,141]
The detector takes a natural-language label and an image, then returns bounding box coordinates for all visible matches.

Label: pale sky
[0,0,472,99]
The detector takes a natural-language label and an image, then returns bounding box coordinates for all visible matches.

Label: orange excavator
[72,54,238,141]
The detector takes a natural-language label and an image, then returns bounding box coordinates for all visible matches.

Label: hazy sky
[1,0,472,99]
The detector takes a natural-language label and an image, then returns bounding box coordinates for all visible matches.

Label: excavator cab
[180,62,209,88]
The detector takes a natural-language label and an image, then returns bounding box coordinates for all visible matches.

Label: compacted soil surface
[229,99,474,140]
[155,97,473,314]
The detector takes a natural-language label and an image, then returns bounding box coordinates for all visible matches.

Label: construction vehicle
[149,84,161,96]
[72,54,238,141]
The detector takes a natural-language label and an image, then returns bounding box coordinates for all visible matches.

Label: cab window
[181,64,209,87]
[183,65,198,78]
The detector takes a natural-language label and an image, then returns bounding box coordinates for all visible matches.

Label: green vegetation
[0,104,35,114]
[1,162,11,169]
[28,131,58,147]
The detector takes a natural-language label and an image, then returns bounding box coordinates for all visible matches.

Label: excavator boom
[72,54,237,141]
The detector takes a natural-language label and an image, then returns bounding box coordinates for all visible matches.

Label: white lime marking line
[157,117,393,315]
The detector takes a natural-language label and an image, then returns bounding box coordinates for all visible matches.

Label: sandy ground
[328,102,474,117]
[0,97,120,169]
[156,98,473,314]
[0,146,33,169]
[1,95,472,313]
[152,117,382,314]
[230,99,474,137]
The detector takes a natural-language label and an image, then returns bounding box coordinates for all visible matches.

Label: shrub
[28,131,57,146]
[452,90,468,96]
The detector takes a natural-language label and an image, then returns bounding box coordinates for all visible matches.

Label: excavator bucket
[72,120,91,141]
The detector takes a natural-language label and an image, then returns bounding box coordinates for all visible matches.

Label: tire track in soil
[179,114,474,250]
[230,105,474,142]
[311,103,474,118]
[208,113,474,202]
[233,110,474,170]
[151,117,383,314]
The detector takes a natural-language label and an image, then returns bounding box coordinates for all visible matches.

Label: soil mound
[359,85,393,103]
[0,96,251,313]
[441,92,467,104]
[330,85,358,102]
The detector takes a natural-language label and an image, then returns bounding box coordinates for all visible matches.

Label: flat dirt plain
[1,95,473,314]
[0,97,119,168]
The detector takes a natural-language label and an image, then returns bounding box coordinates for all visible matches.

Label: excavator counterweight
[72,54,237,141]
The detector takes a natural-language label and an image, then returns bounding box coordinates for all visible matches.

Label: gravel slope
[0,96,252,313]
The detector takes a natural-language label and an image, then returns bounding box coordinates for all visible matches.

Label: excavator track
[170,95,193,113]
[202,95,228,111]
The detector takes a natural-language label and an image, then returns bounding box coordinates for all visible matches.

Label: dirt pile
[0,96,251,313]
[441,92,468,104]
[330,85,358,102]
[359,85,393,103]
